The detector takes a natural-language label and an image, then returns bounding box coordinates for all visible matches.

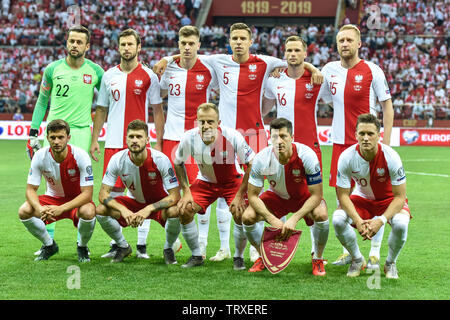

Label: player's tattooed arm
[174,163,190,192]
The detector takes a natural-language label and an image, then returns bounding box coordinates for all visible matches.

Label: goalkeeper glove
[27,128,41,160]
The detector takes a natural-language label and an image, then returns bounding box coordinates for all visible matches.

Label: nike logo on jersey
[111,82,117,86]
[277,86,284,89]
[351,171,360,173]
[330,75,337,78]
[55,76,64,80]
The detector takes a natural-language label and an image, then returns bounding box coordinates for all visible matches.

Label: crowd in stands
[1,0,448,121]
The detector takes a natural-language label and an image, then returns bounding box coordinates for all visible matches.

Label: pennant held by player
[260,226,302,274]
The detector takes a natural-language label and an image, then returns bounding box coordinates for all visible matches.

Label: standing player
[321,25,394,268]
[167,103,255,269]
[96,120,180,263]
[333,114,410,279]
[159,26,228,261]
[90,28,165,259]
[26,25,103,252]
[19,119,96,262]
[262,35,330,260]
[242,118,328,275]
[154,22,323,263]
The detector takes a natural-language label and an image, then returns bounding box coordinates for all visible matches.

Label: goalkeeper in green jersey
[26,25,104,251]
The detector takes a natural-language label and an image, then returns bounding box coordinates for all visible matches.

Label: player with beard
[90,28,169,259]
[26,25,104,254]
[96,120,180,263]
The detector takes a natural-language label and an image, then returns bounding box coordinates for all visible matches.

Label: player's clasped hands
[40,205,64,223]
[362,218,384,240]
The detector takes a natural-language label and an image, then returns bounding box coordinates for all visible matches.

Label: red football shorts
[103,148,126,189]
[113,196,166,227]
[190,178,243,214]
[259,191,314,226]
[38,195,94,227]
[350,195,412,222]
[329,143,353,187]
[162,139,198,184]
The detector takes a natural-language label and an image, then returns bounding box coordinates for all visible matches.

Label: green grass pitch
[0,140,449,300]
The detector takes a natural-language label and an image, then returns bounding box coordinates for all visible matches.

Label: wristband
[379,215,387,225]
[29,128,39,137]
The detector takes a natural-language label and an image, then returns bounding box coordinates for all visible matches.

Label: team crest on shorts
[68,169,77,176]
[261,227,302,274]
[83,74,92,84]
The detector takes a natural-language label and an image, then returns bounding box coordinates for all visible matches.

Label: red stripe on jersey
[137,149,168,204]
[210,128,242,184]
[344,60,373,144]
[235,55,267,133]
[123,64,151,147]
[284,144,310,199]
[357,144,393,200]
[293,69,320,149]
[183,59,212,132]
[55,145,82,198]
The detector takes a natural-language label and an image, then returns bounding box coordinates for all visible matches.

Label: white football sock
[243,223,263,250]
[181,220,201,256]
[97,215,128,248]
[312,220,329,259]
[197,205,211,246]
[108,191,124,246]
[137,219,151,246]
[164,218,181,250]
[369,216,385,258]
[386,213,409,263]
[333,209,362,261]
[21,217,53,246]
[77,217,96,247]
[233,224,247,258]
[216,197,231,250]
[310,226,315,254]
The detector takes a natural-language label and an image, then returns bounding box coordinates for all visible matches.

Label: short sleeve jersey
[96,63,162,148]
[103,148,179,204]
[174,126,255,184]
[38,58,104,128]
[336,143,406,201]
[321,60,391,145]
[160,57,218,141]
[201,54,287,135]
[249,142,322,199]
[264,69,330,148]
[28,144,94,198]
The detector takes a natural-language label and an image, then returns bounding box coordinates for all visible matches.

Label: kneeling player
[333,114,410,279]
[96,120,180,263]
[242,118,329,276]
[18,119,96,262]
[164,103,255,269]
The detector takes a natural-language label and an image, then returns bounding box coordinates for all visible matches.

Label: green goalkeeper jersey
[31,58,104,129]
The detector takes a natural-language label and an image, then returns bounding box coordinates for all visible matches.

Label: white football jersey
[321,60,391,145]
[28,144,94,198]
[201,54,287,134]
[174,125,255,184]
[336,143,406,200]
[264,69,330,148]
[249,142,322,200]
[96,63,162,148]
[160,57,218,141]
[103,148,179,204]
